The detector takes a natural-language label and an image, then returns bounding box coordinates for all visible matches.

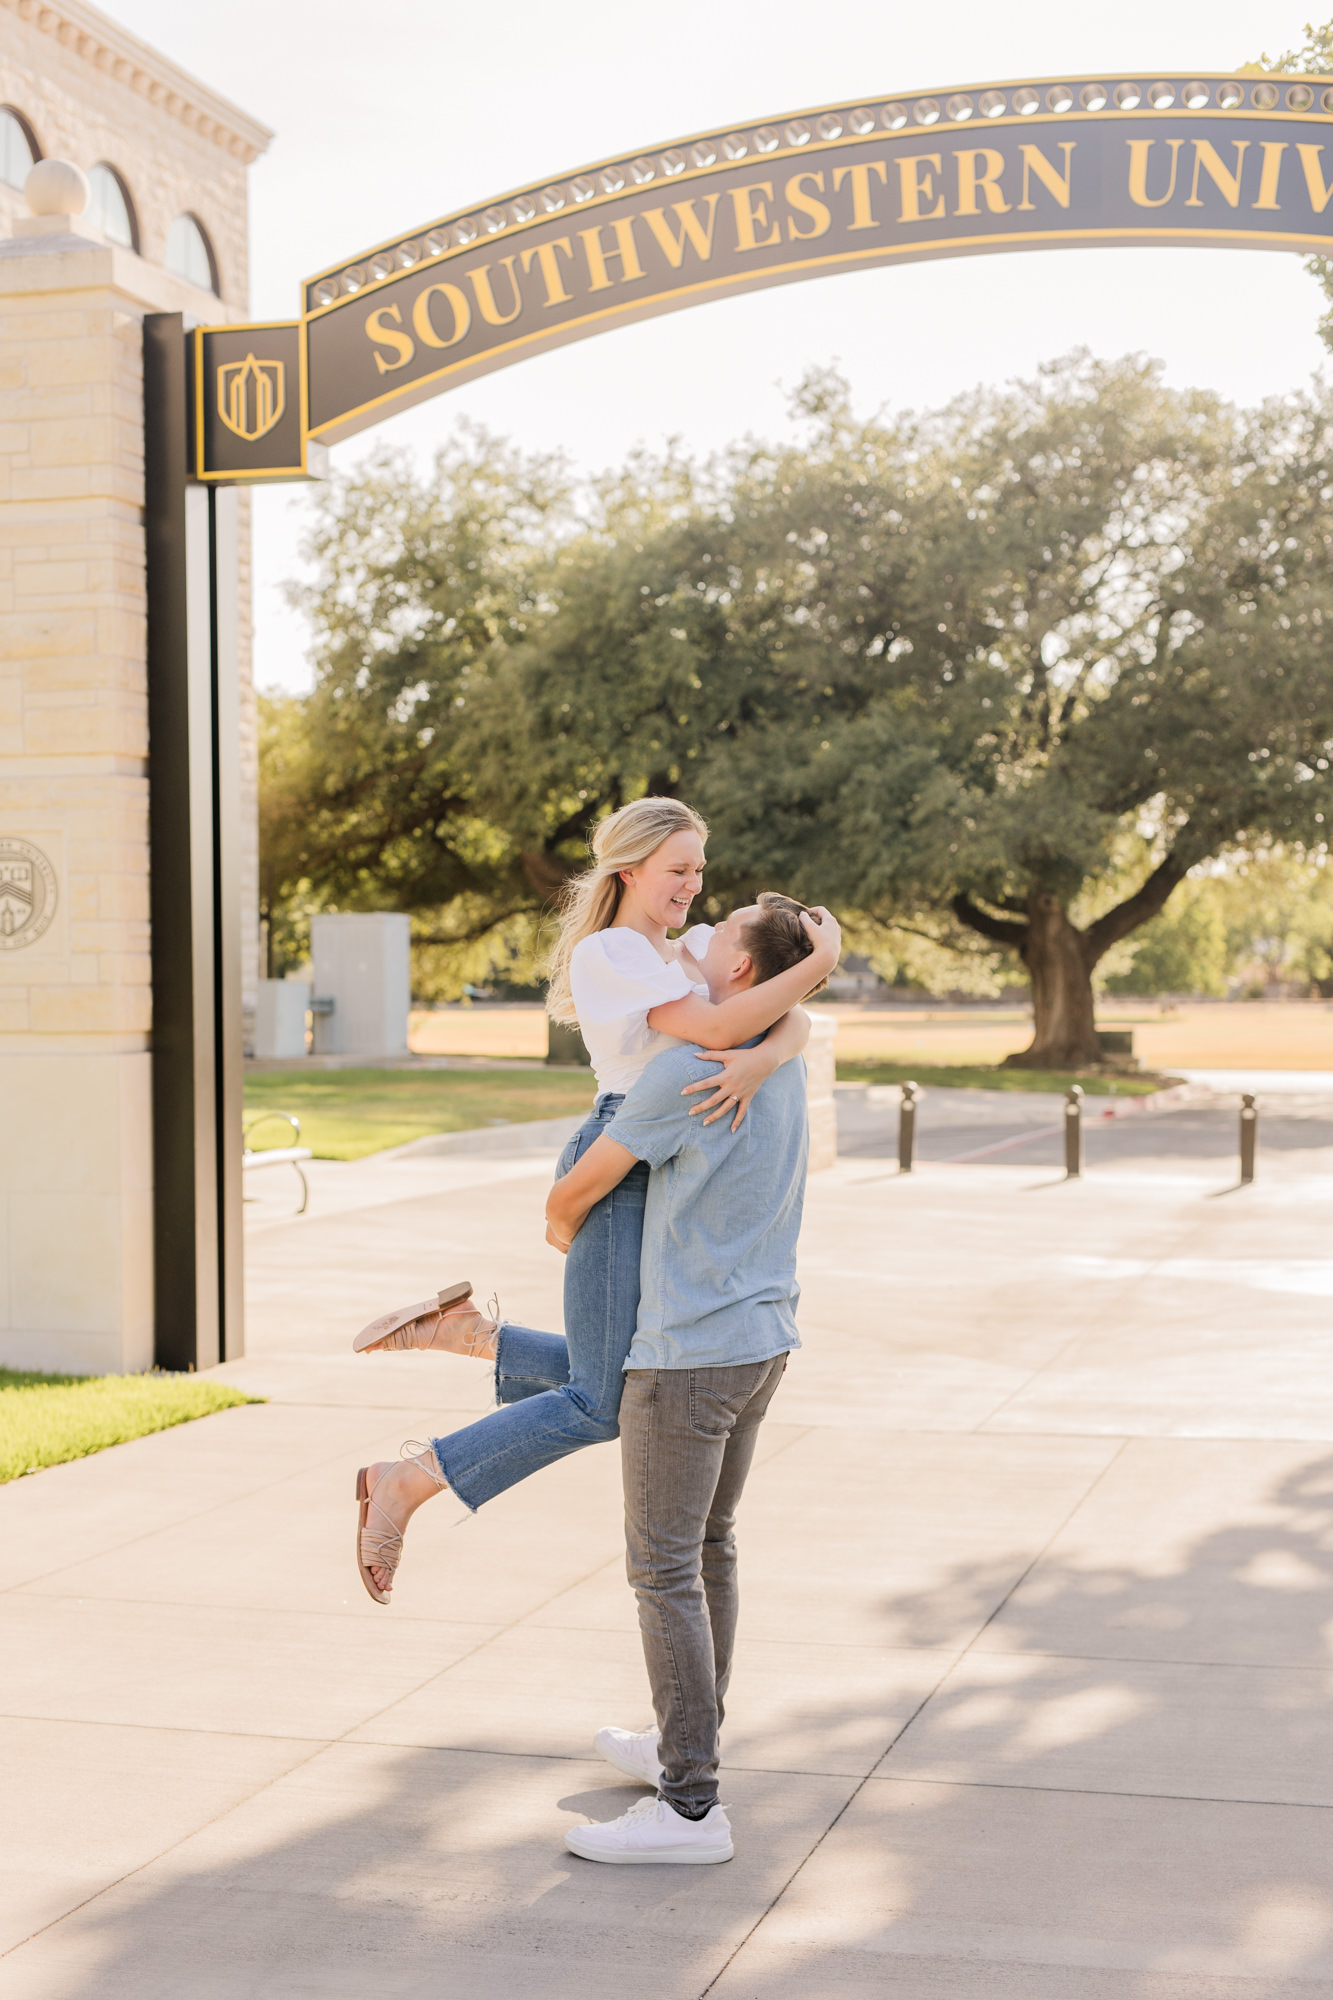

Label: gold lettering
[896,154,944,223]
[954,148,1009,216]
[1017,142,1075,210]
[411,282,471,348]
[520,237,575,306]
[1126,138,1184,208]
[468,257,523,326]
[1297,143,1333,212]
[640,196,721,266]
[365,302,414,374]
[578,217,646,291]
[1253,141,1287,209]
[832,160,888,229]
[1185,139,1250,208]
[785,171,831,238]
[729,181,781,250]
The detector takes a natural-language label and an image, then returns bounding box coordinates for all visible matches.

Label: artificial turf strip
[244,1065,596,1160]
[834,1060,1173,1097]
[0,1369,263,1483]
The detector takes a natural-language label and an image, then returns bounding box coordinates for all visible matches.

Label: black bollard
[899,1080,918,1174]
[1064,1085,1084,1179]
[1240,1092,1257,1184]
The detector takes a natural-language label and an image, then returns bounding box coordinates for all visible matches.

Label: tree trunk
[1005,892,1101,1069]
[953,858,1188,1071]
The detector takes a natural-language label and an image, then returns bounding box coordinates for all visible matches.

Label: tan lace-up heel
[353,1282,500,1357]
[355,1442,448,1605]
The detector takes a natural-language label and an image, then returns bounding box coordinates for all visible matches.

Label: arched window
[87,163,137,249]
[0,108,39,192]
[166,213,218,294]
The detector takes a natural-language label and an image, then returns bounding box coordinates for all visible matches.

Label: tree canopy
[265,352,1333,1064]
[1253,16,1333,351]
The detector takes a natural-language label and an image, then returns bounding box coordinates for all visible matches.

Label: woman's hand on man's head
[682,1043,777,1129]
[801,906,842,971]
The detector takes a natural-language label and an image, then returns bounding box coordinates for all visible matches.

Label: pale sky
[101,0,1329,690]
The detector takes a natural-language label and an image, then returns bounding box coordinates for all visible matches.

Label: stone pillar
[0,179,241,1374]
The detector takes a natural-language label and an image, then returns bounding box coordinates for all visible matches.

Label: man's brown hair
[742,892,831,995]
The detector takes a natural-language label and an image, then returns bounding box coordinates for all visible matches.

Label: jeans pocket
[687,1371,748,1439]
[556,1117,598,1181]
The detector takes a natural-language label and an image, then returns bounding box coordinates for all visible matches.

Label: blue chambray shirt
[607,1043,808,1371]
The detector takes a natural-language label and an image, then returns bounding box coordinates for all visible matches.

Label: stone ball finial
[25,158,90,219]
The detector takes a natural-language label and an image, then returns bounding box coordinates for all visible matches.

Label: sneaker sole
[594,1745,664,1787]
[564,1835,733,1865]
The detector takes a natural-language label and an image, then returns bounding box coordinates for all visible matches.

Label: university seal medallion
[0,837,57,949]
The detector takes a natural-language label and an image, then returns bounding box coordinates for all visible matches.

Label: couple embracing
[351,797,839,1865]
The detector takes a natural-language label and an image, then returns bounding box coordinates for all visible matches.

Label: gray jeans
[620,1355,788,1817]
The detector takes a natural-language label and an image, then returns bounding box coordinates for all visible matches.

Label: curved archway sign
[194,68,1333,477]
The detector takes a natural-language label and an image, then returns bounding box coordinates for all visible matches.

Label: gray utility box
[1096,1028,1138,1068]
[309,913,411,1057]
[254,978,310,1058]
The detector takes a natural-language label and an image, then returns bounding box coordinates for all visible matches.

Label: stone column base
[0,1050,153,1375]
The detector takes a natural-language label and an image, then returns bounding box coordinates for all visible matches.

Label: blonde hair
[546,797,708,1023]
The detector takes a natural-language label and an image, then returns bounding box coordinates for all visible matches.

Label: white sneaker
[593,1724,663,1787]
[565,1795,733,1866]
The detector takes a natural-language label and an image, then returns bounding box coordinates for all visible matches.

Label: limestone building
[0,0,268,1372]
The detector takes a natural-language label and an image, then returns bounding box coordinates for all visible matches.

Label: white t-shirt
[570,923,714,1095]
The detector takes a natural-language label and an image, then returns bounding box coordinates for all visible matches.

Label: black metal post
[143,313,244,1370]
[1064,1085,1083,1179]
[1239,1093,1257,1184]
[898,1080,917,1174]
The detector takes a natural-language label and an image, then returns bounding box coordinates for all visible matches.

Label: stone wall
[0,0,269,1041]
[0,0,269,1371]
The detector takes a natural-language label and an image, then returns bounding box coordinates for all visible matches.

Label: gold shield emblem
[217,352,286,443]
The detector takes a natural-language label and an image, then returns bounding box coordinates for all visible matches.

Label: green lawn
[242,1058,1173,1167]
[835,1060,1172,1096]
[0,1369,262,1484]
[244,1065,597,1161]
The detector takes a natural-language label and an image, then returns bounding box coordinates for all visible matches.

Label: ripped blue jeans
[429,1094,647,1511]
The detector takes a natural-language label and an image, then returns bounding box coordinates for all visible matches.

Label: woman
[353,797,839,1603]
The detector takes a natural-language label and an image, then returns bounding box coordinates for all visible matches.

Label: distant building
[825,954,887,1002]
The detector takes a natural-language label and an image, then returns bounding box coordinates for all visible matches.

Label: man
[546,892,825,1865]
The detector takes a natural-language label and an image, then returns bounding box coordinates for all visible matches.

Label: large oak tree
[269,356,1333,1065]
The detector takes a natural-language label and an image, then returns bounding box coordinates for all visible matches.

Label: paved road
[3,1118,1333,1995]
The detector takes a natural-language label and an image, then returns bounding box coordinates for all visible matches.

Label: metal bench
[242,1112,313,1214]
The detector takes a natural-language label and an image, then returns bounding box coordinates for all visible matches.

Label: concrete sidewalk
[4,1133,1333,1995]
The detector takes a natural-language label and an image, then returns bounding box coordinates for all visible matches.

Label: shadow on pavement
[21,1454,1333,1997]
